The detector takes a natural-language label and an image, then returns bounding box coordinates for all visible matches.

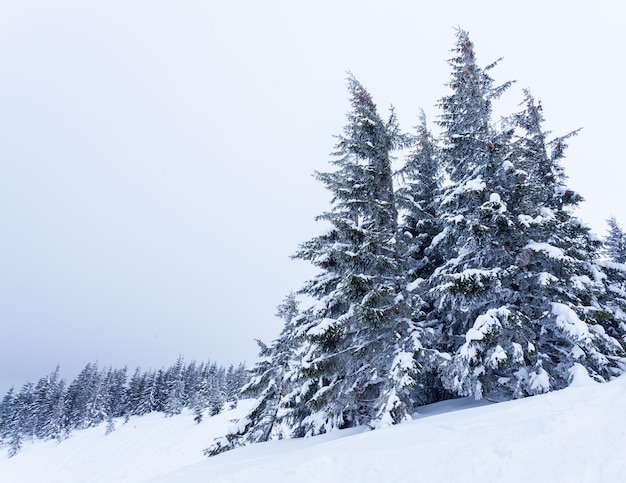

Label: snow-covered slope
[2,367,625,482]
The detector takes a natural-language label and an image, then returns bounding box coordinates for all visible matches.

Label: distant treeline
[0,357,248,457]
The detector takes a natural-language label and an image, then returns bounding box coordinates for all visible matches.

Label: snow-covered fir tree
[289,74,421,433]
[0,389,15,443]
[505,90,625,392]
[605,217,626,264]
[426,29,532,400]
[224,364,248,405]
[396,110,449,404]
[596,217,626,343]
[164,357,186,416]
[209,75,425,450]
[206,293,305,455]
[206,363,227,416]
[31,367,66,441]
[5,383,34,457]
[427,30,624,401]
[63,363,104,430]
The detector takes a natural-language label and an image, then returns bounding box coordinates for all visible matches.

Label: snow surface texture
[2,368,625,482]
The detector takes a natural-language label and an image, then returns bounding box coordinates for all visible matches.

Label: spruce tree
[426,29,530,400]
[126,368,148,416]
[210,75,422,453]
[507,91,625,391]
[6,383,35,457]
[427,32,625,401]
[64,363,99,430]
[164,357,186,417]
[205,363,226,416]
[598,217,626,342]
[290,74,419,433]
[0,388,15,442]
[396,111,448,404]
[32,367,66,440]
[205,293,303,456]
[605,217,626,264]
[189,362,211,422]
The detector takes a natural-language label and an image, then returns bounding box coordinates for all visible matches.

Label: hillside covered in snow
[1,366,624,482]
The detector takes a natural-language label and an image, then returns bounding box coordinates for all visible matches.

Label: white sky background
[0,0,623,393]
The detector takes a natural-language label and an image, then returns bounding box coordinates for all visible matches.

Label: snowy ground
[2,366,625,482]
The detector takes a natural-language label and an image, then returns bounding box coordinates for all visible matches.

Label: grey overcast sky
[0,0,623,393]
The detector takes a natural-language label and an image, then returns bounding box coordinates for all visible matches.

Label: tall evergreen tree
[189,362,211,422]
[32,367,66,440]
[206,293,304,456]
[605,217,626,264]
[6,383,35,456]
[105,367,128,419]
[64,363,96,430]
[208,74,425,448]
[289,74,420,433]
[426,29,530,400]
[164,357,186,417]
[0,388,15,442]
[205,363,227,416]
[601,217,626,342]
[126,368,148,416]
[429,36,626,400]
[224,363,248,405]
[396,111,449,404]
[506,91,625,392]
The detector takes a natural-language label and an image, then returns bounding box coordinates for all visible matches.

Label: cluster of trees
[0,358,247,457]
[206,30,626,455]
